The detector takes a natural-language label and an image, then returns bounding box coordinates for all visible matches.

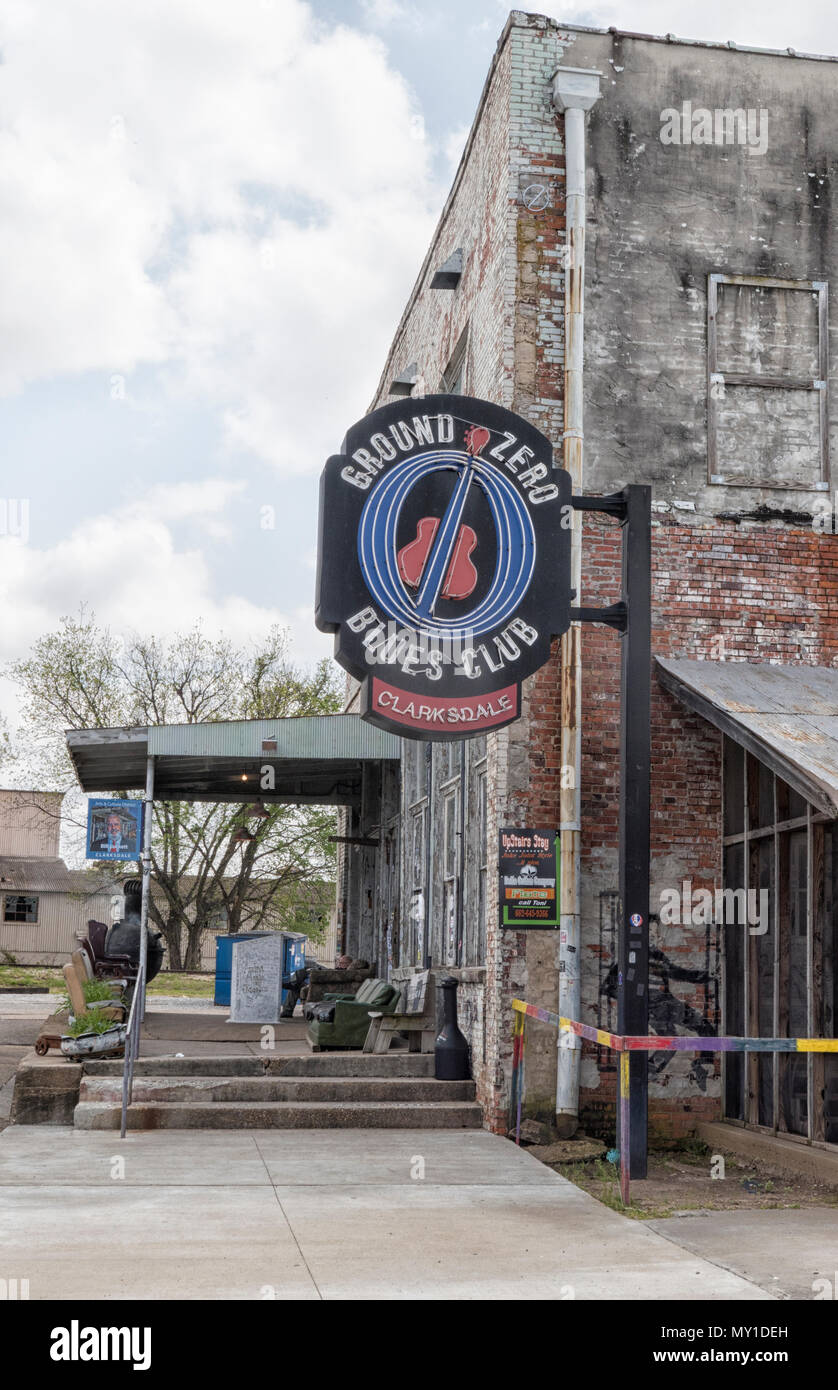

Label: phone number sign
[499,827,560,930]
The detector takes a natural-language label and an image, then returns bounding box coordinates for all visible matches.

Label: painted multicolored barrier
[510,997,838,1205]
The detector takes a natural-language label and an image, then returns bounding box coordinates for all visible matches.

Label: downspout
[423,741,433,968]
[457,737,466,964]
[551,67,602,1136]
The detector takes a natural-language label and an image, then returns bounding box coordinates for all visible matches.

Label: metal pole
[139,755,155,1022]
[423,742,433,969]
[619,1050,631,1205]
[457,738,466,966]
[617,484,651,1178]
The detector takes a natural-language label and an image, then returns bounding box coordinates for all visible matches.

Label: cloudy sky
[2,0,836,732]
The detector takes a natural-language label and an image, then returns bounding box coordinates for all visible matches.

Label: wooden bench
[363,969,436,1054]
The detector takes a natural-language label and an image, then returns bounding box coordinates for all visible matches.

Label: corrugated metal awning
[66,714,401,806]
[657,657,838,817]
[0,857,116,894]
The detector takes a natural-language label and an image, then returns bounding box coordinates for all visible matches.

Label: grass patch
[0,965,214,999]
[65,1011,123,1037]
[553,1139,838,1219]
[146,973,214,999]
[0,966,66,993]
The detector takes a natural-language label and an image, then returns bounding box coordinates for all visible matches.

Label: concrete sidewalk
[0,1126,773,1300]
[648,1208,838,1301]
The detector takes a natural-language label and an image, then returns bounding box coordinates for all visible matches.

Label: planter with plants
[59,1007,127,1059]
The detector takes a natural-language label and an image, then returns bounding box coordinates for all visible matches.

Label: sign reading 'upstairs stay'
[315,395,572,741]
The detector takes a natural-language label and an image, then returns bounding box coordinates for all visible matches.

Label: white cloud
[0,0,443,467]
[0,478,332,716]
[360,0,422,28]
[125,478,247,540]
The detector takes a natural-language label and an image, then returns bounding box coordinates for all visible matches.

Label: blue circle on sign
[357,449,536,641]
[630,913,643,927]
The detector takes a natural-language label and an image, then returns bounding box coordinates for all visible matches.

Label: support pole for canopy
[139,755,155,1022]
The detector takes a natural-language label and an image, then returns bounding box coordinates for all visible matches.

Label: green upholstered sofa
[306,978,401,1050]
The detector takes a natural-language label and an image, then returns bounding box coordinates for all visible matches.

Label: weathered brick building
[333,13,838,1153]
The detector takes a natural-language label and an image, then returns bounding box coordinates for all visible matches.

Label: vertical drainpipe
[551,67,602,1136]
[423,742,433,968]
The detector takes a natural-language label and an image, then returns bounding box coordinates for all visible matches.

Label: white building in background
[0,789,117,966]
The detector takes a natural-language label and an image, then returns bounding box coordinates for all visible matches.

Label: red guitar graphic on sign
[397,425,489,611]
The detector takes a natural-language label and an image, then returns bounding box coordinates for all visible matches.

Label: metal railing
[119,961,146,1139]
[119,754,155,1139]
[511,998,838,1205]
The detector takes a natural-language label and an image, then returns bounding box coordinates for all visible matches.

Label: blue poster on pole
[86,798,143,861]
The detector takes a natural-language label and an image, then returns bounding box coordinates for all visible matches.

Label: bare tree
[9,610,342,969]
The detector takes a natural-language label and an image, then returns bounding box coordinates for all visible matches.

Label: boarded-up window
[3,895,38,923]
[707,275,829,489]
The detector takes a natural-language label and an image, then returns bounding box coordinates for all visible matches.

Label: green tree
[10,611,342,969]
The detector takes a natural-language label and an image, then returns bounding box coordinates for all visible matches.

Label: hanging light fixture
[245,801,270,819]
[229,826,255,846]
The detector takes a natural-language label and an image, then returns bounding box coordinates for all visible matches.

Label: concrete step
[79,1076,475,1104]
[83,1057,265,1078]
[82,1053,435,1079]
[74,1100,484,1131]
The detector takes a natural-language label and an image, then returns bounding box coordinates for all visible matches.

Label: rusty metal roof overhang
[66,716,401,808]
[657,658,838,817]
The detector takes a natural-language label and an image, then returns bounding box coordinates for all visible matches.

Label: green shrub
[66,1012,122,1038]
[82,980,120,1004]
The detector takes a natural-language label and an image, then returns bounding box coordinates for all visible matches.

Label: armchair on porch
[306,978,401,1050]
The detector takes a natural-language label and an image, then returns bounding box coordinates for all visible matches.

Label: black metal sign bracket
[567,484,652,1178]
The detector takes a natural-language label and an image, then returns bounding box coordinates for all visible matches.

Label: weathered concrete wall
[11,1057,82,1125]
[559,26,838,516]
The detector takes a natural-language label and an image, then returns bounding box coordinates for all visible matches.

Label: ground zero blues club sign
[315,395,572,740]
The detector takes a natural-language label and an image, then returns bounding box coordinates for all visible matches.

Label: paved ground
[0,1126,775,1301]
[0,997,53,1129]
[0,993,310,1053]
[0,995,832,1300]
[647,1208,838,1301]
[0,997,310,1126]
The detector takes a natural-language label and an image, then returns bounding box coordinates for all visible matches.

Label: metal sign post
[570,485,651,1178]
